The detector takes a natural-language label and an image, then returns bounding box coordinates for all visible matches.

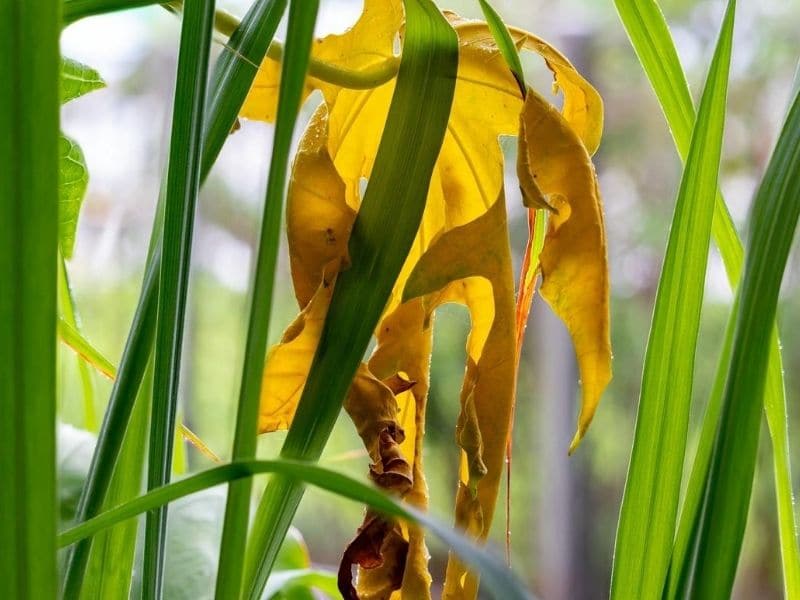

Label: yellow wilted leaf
[244,2,610,597]
[518,89,611,453]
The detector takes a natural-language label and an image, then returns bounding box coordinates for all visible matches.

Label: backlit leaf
[243,2,608,596]
[59,134,89,258]
[61,57,105,104]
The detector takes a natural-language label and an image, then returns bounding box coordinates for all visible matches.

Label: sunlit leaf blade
[0,1,60,598]
[62,1,292,592]
[610,3,735,598]
[243,2,459,597]
[61,57,105,103]
[612,0,800,593]
[143,0,215,593]
[687,84,800,600]
[476,0,525,96]
[58,460,531,600]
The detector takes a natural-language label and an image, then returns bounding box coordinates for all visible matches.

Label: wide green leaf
[0,1,60,598]
[610,2,735,597]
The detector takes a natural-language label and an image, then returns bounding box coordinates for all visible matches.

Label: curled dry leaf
[243,1,610,597]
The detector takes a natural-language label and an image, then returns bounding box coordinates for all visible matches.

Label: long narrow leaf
[0,1,60,598]
[143,0,215,594]
[666,292,739,597]
[214,0,310,598]
[613,1,800,591]
[688,84,800,600]
[610,3,735,597]
[62,3,293,591]
[59,460,531,600]
[243,1,459,597]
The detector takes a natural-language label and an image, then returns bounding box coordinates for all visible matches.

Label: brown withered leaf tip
[338,512,409,600]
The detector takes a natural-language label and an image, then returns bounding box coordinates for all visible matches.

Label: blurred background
[58,0,799,597]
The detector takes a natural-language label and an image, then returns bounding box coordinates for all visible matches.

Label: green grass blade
[142,0,215,595]
[62,0,161,24]
[80,364,151,600]
[214,1,308,598]
[59,460,531,600]
[613,1,800,592]
[62,3,289,593]
[666,291,738,598]
[687,85,800,600]
[477,0,525,96]
[243,1,458,597]
[0,1,61,598]
[609,3,735,598]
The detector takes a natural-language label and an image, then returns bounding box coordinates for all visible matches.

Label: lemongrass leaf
[687,82,800,600]
[0,1,60,597]
[610,3,735,597]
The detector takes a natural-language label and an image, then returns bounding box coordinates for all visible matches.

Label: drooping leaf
[518,89,610,452]
[243,3,607,596]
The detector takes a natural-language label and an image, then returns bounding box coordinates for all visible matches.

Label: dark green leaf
[143,0,216,594]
